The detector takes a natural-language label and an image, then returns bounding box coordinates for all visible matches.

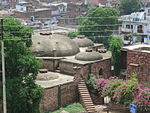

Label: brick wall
[59,62,75,75]
[40,86,58,112]
[91,59,111,78]
[40,82,78,112]
[40,59,60,71]
[127,50,150,86]
[60,82,78,106]
[14,9,51,20]
[74,58,111,83]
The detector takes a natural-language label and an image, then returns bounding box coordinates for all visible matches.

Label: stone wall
[59,61,76,75]
[74,58,111,83]
[91,59,111,78]
[40,82,78,112]
[127,50,150,86]
[40,59,60,71]
[40,86,58,112]
[14,9,51,21]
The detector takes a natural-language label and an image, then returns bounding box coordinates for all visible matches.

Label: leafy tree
[0,17,43,113]
[67,31,78,38]
[109,37,123,76]
[78,8,119,47]
[119,0,141,15]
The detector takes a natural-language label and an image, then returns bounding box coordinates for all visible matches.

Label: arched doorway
[137,25,143,33]
[99,69,103,78]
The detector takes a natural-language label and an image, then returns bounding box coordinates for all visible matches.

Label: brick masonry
[74,58,112,83]
[127,50,150,86]
[40,82,78,112]
[91,59,111,78]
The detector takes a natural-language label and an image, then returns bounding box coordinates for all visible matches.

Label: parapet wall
[127,50,150,86]
[40,82,78,112]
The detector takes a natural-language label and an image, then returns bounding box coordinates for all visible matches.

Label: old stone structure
[121,44,150,86]
[31,32,112,112]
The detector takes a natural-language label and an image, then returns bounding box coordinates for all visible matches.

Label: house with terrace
[120,8,150,44]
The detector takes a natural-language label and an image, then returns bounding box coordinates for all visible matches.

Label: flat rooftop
[36,72,74,88]
[122,44,150,50]
[122,44,150,53]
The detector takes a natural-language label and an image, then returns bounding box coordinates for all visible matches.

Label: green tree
[109,37,123,76]
[67,31,78,38]
[78,8,119,47]
[0,17,43,113]
[119,0,141,15]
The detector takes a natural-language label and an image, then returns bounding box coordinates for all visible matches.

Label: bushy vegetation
[67,31,78,38]
[119,0,141,15]
[109,37,123,76]
[0,17,43,113]
[96,74,150,112]
[86,74,98,94]
[78,8,119,47]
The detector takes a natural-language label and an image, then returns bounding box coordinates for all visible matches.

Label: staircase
[78,79,96,113]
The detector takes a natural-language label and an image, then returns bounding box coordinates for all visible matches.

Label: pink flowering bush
[132,84,150,111]
[96,77,123,97]
[96,74,150,111]
[113,80,138,106]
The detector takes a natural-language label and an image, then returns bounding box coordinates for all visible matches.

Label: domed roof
[75,50,103,61]
[73,35,94,47]
[31,33,80,57]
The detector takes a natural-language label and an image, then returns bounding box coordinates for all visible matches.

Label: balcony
[121,28,133,33]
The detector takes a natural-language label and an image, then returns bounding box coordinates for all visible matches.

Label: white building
[15,2,31,12]
[121,8,150,44]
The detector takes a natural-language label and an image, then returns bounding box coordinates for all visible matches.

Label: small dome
[75,51,103,61]
[73,35,94,47]
[31,33,80,57]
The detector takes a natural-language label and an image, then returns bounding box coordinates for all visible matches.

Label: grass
[49,103,86,113]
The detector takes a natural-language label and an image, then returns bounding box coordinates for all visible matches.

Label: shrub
[67,32,78,38]
[86,74,98,94]
[96,74,150,111]
[132,84,150,111]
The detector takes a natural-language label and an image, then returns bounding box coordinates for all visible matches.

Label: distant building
[120,8,150,44]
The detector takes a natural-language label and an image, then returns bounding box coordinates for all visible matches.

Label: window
[137,25,143,33]
[126,25,130,29]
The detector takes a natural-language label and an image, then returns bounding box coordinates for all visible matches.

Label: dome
[31,33,80,57]
[75,51,103,61]
[73,35,94,47]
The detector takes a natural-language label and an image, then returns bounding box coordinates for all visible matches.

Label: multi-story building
[121,8,150,44]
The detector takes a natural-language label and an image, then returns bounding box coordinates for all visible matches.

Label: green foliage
[113,75,138,106]
[119,0,141,15]
[0,6,4,10]
[109,37,123,76]
[67,31,78,38]
[0,17,43,113]
[3,17,33,47]
[78,8,119,47]
[49,103,85,113]
[7,77,43,113]
[86,74,98,94]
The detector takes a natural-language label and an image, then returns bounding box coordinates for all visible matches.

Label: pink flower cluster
[95,77,150,111]
[132,84,150,111]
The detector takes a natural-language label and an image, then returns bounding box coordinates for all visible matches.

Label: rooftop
[36,71,74,88]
